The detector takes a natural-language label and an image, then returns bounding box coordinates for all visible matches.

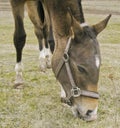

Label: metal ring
[63,52,69,62]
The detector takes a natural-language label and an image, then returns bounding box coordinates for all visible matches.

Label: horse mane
[77,0,85,23]
[37,0,45,23]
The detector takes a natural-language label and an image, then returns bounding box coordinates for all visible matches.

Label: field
[0,0,120,128]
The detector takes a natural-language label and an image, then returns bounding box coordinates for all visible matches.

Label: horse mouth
[82,114,97,121]
[72,108,97,121]
[79,112,97,121]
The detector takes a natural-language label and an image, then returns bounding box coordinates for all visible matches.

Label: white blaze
[95,55,100,68]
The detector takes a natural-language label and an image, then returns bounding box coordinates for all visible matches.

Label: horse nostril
[86,110,93,116]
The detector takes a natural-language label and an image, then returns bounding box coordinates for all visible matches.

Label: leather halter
[55,35,99,106]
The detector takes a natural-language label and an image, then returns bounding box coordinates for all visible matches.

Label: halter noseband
[55,35,99,106]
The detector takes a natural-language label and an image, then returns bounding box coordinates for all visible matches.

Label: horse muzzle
[72,107,98,121]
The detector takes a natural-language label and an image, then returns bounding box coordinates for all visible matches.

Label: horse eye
[77,65,87,74]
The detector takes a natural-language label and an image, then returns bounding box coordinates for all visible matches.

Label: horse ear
[92,14,111,35]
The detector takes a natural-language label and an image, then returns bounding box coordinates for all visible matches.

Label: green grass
[83,0,120,13]
[0,1,120,128]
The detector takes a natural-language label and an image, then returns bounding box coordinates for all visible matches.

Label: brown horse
[10,0,111,121]
[41,0,111,121]
[10,0,84,87]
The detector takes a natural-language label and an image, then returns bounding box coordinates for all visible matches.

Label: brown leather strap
[55,37,72,77]
[55,59,64,78]
[65,61,76,88]
[80,90,99,99]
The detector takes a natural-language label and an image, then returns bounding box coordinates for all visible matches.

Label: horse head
[52,9,111,121]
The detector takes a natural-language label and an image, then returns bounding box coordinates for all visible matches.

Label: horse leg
[36,25,52,71]
[10,1,26,86]
[77,0,85,23]
[48,25,55,54]
[26,1,52,72]
[34,14,52,70]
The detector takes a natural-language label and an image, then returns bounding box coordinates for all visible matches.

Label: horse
[10,0,111,121]
[41,0,111,121]
[10,0,84,87]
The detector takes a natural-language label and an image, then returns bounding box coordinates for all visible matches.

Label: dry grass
[0,0,120,128]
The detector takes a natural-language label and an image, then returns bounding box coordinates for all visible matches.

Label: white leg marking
[45,48,52,68]
[39,39,52,71]
[39,47,47,72]
[15,62,24,85]
[95,55,100,68]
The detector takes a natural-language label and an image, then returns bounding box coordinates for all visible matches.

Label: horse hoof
[39,57,47,72]
[46,56,52,69]
[39,64,47,72]
[47,63,51,69]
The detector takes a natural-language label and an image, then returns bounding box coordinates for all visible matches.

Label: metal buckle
[71,87,81,97]
[63,52,69,62]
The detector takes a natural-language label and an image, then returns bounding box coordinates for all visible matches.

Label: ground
[0,0,120,128]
